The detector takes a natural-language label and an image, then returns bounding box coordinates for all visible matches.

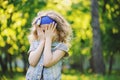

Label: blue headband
[36,16,56,25]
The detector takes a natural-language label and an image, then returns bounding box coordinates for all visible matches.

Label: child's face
[36,24,58,40]
[40,24,49,32]
[39,24,57,32]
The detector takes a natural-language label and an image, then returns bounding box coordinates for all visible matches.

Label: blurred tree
[42,0,92,73]
[1,0,119,77]
[66,1,92,73]
[0,0,46,76]
[0,0,93,75]
[100,0,120,74]
[91,0,105,74]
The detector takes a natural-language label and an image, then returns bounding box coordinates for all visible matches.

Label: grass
[0,72,25,80]
[0,70,120,80]
[62,74,120,80]
[62,69,120,80]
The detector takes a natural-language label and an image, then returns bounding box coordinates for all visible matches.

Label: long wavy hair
[28,10,72,47]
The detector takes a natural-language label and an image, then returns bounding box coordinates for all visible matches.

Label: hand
[37,27,45,41]
[44,22,57,40]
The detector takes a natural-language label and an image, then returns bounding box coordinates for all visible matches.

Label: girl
[26,10,72,80]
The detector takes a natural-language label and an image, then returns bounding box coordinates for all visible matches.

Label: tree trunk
[0,53,8,74]
[79,54,84,73]
[91,0,105,74]
[8,54,13,78]
[103,0,107,13]
[14,57,17,72]
[108,53,114,75]
[21,52,28,74]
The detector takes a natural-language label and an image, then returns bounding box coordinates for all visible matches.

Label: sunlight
[6,4,14,13]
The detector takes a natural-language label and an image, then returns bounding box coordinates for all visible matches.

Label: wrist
[40,39,45,42]
[40,37,45,41]
[40,38,45,41]
[46,37,52,40]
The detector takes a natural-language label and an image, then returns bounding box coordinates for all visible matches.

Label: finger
[38,29,41,36]
[53,23,57,31]
[38,28,41,32]
[39,28,43,32]
[51,22,55,30]
[45,26,47,31]
[39,29,44,34]
[48,23,51,30]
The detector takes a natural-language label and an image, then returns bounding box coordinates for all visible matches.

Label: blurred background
[0,0,120,80]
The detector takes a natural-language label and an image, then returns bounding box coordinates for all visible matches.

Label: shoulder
[54,42,69,57]
[56,42,68,51]
[27,40,39,54]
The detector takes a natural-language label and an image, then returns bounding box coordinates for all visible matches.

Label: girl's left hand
[45,22,57,40]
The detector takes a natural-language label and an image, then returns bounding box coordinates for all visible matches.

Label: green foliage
[100,0,120,51]
[1,71,120,80]
[99,0,120,59]
[0,0,92,66]
[0,0,120,75]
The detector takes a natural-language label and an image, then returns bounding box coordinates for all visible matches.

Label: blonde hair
[28,10,72,47]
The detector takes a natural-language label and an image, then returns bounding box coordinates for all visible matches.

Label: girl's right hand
[37,26,45,41]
